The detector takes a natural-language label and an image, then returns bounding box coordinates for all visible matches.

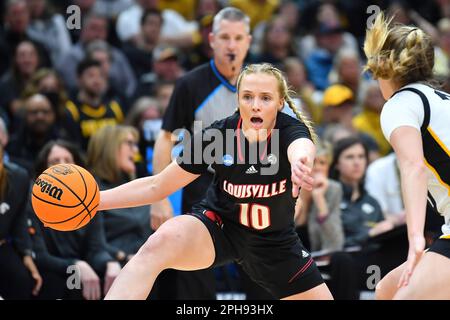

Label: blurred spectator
[251,16,296,66]
[365,153,406,227]
[116,0,199,48]
[56,13,137,98]
[0,117,9,151]
[299,3,358,61]
[125,97,162,176]
[183,14,214,70]
[0,40,42,130]
[64,59,125,150]
[29,139,121,299]
[229,0,280,30]
[282,57,322,124]
[0,0,50,77]
[22,68,68,122]
[87,125,152,267]
[387,0,438,42]
[134,44,184,99]
[295,139,344,252]
[159,0,196,20]
[353,82,391,156]
[7,93,67,175]
[92,0,134,19]
[320,84,354,133]
[26,0,72,65]
[86,40,131,108]
[328,49,368,105]
[123,9,162,79]
[434,18,450,78]
[68,0,97,44]
[196,0,221,19]
[154,80,174,113]
[0,143,41,299]
[329,137,394,248]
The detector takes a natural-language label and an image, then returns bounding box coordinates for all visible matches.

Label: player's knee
[375,278,393,300]
[138,229,180,263]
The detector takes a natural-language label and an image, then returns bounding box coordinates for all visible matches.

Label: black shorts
[428,238,450,259]
[188,209,324,299]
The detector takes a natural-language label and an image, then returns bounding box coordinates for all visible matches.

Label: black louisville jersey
[162,60,239,213]
[177,111,311,233]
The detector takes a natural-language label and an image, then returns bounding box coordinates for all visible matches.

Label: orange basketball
[32,164,100,231]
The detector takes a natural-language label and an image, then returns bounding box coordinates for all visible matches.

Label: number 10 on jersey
[239,203,271,230]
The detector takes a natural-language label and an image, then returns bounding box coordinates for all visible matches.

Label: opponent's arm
[390,126,427,287]
[99,161,199,211]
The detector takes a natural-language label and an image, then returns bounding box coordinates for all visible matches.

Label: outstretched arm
[288,138,316,197]
[390,126,427,287]
[99,161,199,211]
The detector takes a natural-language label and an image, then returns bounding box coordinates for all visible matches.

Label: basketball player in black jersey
[99,64,333,300]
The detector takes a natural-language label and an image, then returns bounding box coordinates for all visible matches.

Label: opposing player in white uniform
[365,13,450,299]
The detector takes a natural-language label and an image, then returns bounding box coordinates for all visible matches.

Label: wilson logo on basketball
[34,177,64,201]
[51,166,73,175]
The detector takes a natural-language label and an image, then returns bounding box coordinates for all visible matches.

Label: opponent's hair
[212,7,250,34]
[236,63,317,143]
[364,12,434,87]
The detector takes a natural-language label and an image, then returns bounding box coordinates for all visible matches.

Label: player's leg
[393,251,450,299]
[375,262,406,300]
[105,215,215,299]
[282,283,333,300]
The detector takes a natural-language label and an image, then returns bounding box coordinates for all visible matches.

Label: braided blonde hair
[364,12,434,87]
[236,63,317,143]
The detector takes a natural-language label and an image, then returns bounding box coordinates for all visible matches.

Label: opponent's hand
[150,199,174,231]
[291,156,314,197]
[397,235,425,288]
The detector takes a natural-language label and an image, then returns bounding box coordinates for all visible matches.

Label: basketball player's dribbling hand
[291,156,314,198]
[398,235,425,288]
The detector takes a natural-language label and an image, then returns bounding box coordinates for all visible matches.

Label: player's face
[47,145,75,167]
[336,143,367,184]
[118,132,138,175]
[209,20,251,70]
[238,73,283,138]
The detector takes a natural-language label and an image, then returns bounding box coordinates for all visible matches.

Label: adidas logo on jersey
[245,166,258,174]
[302,250,309,258]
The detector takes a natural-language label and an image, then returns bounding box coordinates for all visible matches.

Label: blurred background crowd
[0,0,448,300]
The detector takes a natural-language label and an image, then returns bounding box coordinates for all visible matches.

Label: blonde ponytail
[364,12,434,86]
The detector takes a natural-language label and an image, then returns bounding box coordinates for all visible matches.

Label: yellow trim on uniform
[424,158,450,196]
[81,104,106,118]
[439,234,450,239]
[428,126,450,156]
[110,101,124,123]
[65,100,80,122]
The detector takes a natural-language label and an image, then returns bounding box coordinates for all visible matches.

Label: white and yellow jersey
[381,83,450,237]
